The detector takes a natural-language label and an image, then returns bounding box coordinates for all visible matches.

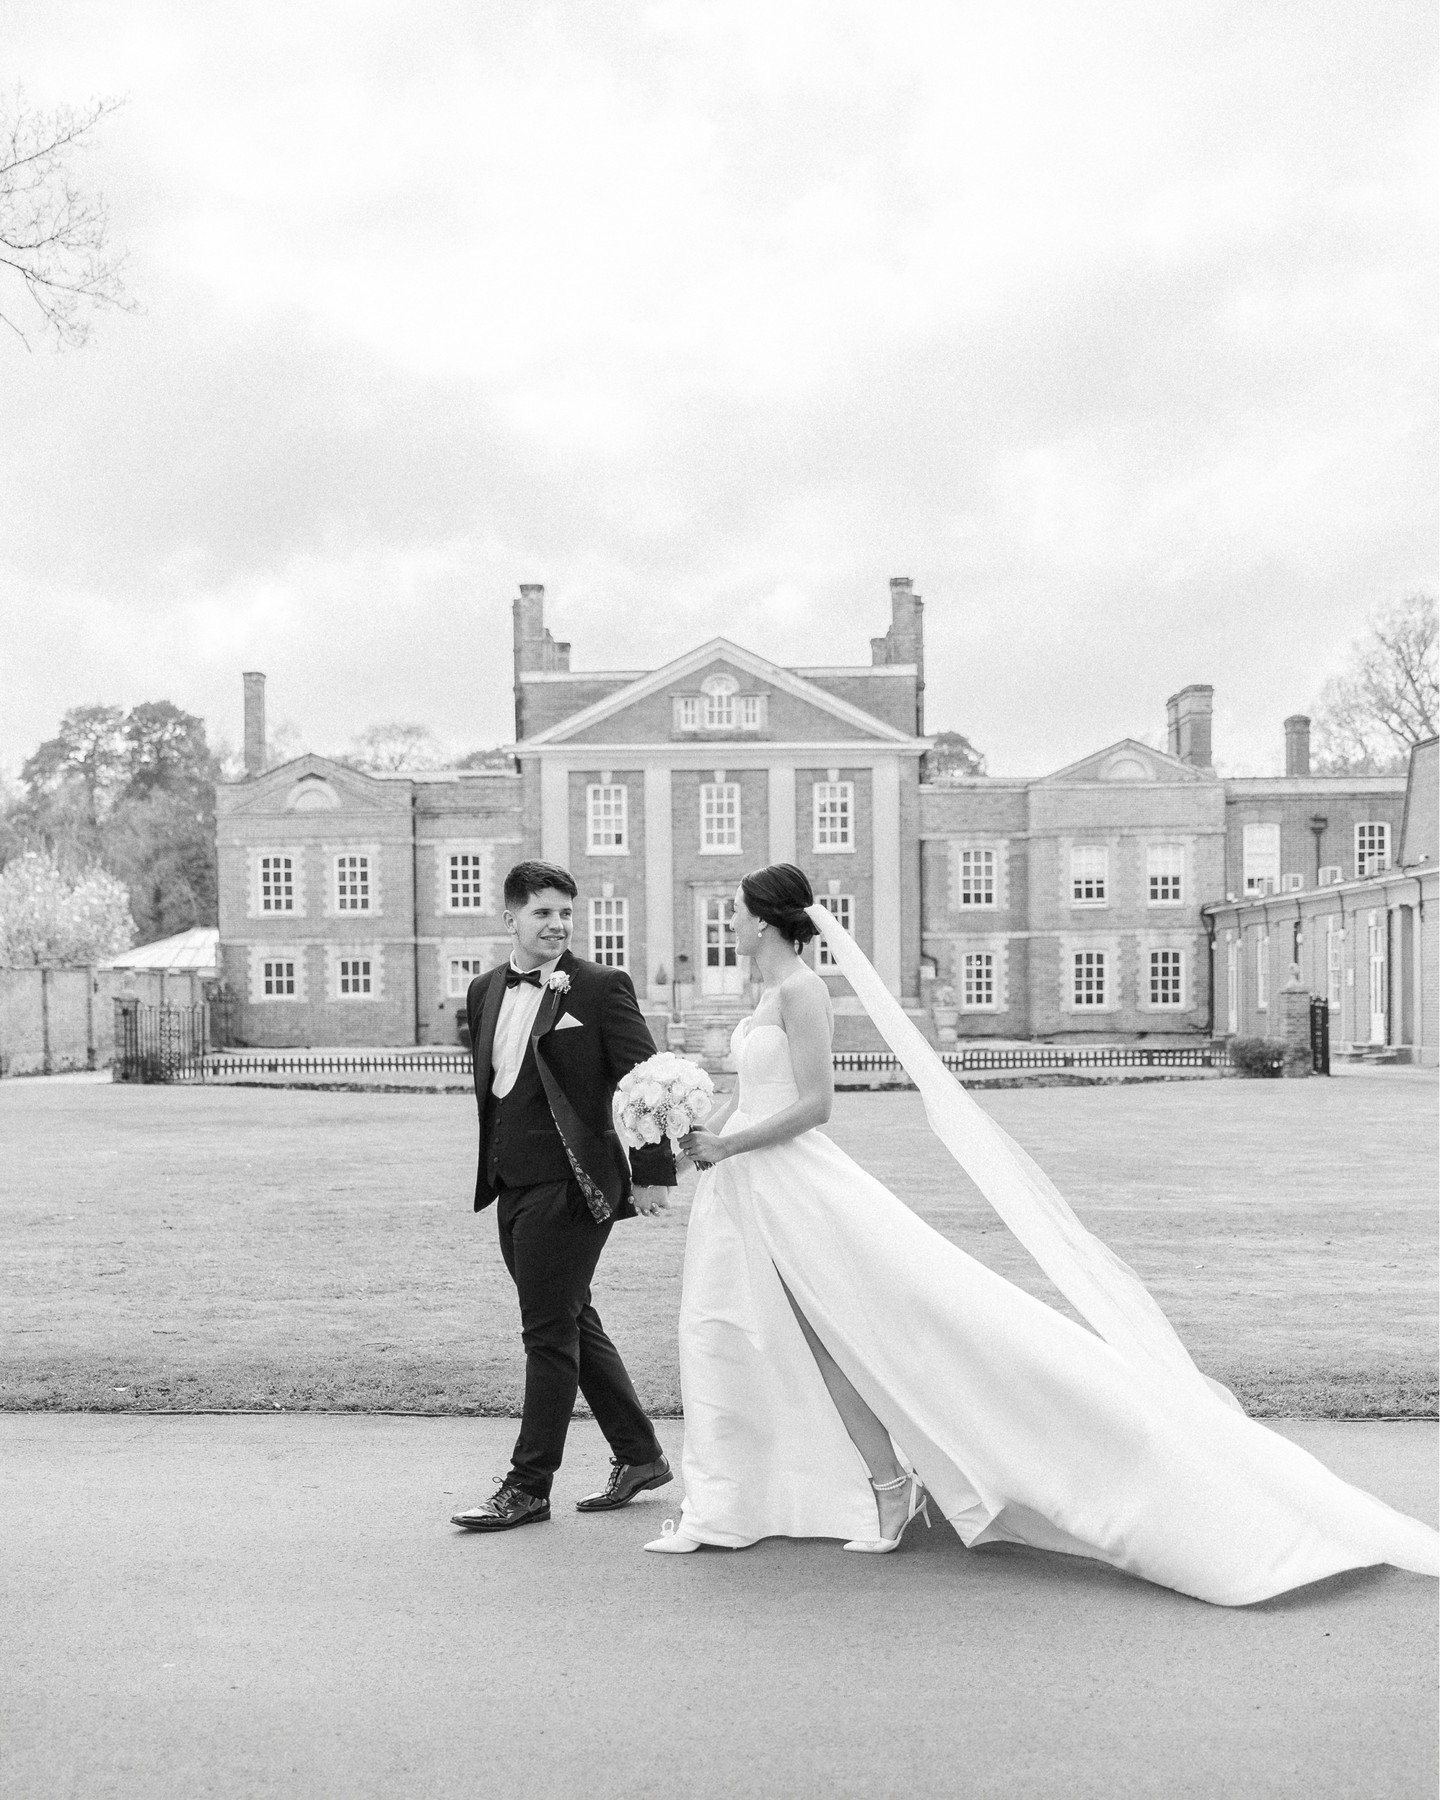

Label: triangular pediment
[522,637,917,745]
[1039,739,1215,785]
[220,753,412,815]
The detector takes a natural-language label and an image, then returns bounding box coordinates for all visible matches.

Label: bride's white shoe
[644,1518,701,1553]
[843,1471,931,1554]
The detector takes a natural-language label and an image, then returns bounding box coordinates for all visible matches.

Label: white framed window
[1326,925,1343,1007]
[813,781,854,852]
[259,853,295,913]
[1282,873,1304,892]
[263,958,296,997]
[959,847,995,908]
[816,894,853,967]
[587,784,628,854]
[447,955,487,998]
[700,781,741,853]
[702,674,738,729]
[338,957,373,997]
[1256,933,1269,1011]
[1071,846,1108,905]
[445,846,494,913]
[335,853,370,912]
[590,896,628,968]
[1243,823,1281,895]
[1073,949,1107,1006]
[961,951,997,1010]
[675,696,700,732]
[1318,865,1343,887]
[738,695,762,729]
[249,945,307,1002]
[1149,948,1184,1008]
[1355,822,1389,878]
[1146,844,1184,905]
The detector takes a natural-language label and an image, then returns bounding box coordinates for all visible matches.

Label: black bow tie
[505,966,545,989]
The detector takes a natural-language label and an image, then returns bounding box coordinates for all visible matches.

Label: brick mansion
[215,579,1433,1061]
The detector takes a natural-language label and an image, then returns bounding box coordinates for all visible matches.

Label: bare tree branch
[0,85,132,350]
[1312,593,1438,774]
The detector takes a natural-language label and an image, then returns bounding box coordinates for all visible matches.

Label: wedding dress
[668,915,1440,1606]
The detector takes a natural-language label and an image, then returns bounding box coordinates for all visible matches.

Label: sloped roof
[519,636,919,746]
[104,927,219,972]
[1037,739,1214,785]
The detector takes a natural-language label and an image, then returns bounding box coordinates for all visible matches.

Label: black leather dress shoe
[451,1479,551,1531]
[576,1453,673,1512]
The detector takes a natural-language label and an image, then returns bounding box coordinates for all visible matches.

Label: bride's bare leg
[779,1278,904,1498]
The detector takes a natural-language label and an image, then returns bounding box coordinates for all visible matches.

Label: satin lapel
[531,982,562,1046]
[472,967,507,1097]
[530,948,576,1050]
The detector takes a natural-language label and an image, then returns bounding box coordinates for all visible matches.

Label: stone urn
[932,984,960,1046]
[665,1017,688,1054]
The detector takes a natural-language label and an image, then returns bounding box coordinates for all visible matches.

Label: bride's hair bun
[740,863,819,946]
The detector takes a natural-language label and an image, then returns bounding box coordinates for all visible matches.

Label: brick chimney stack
[242,671,266,777]
[870,575,925,734]
[1165,684,1214,769]
[1284,714,1311,777]
[512,584,571,742]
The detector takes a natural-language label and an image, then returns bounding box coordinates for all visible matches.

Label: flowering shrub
[0,852,134,967]
[616,1052,715,1148]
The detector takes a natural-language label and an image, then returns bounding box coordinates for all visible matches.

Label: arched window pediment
[286,777,339,812]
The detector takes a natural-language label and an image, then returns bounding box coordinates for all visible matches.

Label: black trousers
[495,1179,661,1497]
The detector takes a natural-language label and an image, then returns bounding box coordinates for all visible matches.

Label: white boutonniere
[547,970,571,993]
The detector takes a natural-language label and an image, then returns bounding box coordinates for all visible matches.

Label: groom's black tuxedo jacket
[467,948,676,1218]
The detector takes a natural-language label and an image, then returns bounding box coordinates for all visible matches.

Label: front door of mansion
[698,892,744,998]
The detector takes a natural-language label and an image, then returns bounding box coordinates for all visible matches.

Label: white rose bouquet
[616,1053,716,1166]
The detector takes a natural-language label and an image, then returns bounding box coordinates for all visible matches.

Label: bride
[650,862,1440,1606]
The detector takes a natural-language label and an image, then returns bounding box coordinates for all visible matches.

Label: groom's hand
[632,1186,670,1217]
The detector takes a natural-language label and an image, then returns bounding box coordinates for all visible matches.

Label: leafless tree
[0,86,131,349]
[345,723,449,773]
[1312,593,1438,774]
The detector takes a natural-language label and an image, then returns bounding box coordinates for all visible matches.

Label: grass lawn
[2,1074,1434,1417]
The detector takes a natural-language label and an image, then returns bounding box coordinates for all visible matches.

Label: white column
[871,757,902,995]
[540,760,570,867]
[644,766,674,1001]
[768,765,796,865]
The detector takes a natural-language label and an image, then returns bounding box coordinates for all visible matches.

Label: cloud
[0,0,1434,778]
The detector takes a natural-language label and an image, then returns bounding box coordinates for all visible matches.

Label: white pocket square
[552,1012,584,1031]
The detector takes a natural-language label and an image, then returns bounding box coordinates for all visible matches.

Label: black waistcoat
[484,1038,574,1192]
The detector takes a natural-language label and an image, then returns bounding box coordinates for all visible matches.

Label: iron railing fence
[203,1050,475,1078]
[1309,998,1331,1076]
[836,1044,1232,1075]
[112,1001,212,1084]
[115,1002,1234,1084]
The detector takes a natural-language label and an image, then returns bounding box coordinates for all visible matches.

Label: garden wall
[0,967,211,1076]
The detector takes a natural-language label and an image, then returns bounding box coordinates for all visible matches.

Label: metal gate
[113,1000,212,1083]
[1309,996,1330,1076]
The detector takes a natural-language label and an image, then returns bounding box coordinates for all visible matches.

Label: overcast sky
[2,0,1434,778]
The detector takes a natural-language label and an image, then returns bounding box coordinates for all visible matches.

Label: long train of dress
[672,1017,1440,1606]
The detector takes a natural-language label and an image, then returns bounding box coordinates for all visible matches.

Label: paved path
[3,1417,1435,1799]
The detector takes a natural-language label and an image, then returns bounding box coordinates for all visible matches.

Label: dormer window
[702,674,739,728]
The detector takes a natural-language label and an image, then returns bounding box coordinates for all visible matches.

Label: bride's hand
[680,1129,728,1168]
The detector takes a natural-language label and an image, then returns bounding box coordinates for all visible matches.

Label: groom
[451,860,676,1532]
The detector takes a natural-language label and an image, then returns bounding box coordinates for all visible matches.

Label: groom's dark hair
[503,860,578,909]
